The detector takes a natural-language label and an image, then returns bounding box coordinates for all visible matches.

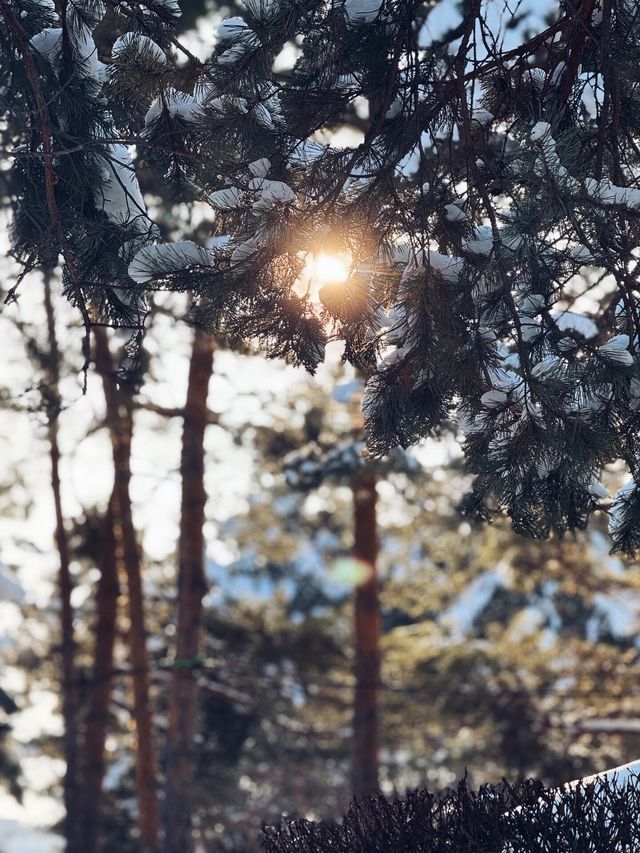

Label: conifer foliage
[4,0,640,549]
[263,773,640,853]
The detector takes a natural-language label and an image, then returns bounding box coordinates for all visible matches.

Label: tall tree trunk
[78,494,120,852]
[164,328,215,853]
[93,327,160,851]
[42,272,80,851]
[352,470,380,798]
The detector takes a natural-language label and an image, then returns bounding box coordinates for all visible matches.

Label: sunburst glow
[293,251,352,300]
[309,252,351,286]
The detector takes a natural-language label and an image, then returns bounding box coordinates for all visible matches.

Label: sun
[293,250,352,300]
[309,252,351,286]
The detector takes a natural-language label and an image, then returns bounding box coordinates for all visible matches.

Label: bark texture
[43,273,80,852]
[351,470,380,798]
[93,327,160,851]
[163,328,215,853]
[78,495,120,852]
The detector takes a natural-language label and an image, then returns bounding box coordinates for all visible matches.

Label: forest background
[2,0,640,851]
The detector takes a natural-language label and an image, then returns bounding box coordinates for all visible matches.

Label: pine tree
[5,0,640,549]
[276,366,419,798]
[41,268,80,850]
[77,493,120,853]
[93,327,160,851]
[164,327,215,852]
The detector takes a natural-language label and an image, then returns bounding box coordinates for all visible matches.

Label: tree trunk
[164,328,215,853]
[78,494,120,852]
[352,470,380,798]
[42,272,80,852]
[93,327,160,851]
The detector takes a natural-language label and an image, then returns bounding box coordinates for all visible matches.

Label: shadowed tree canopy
[3,0,640,549]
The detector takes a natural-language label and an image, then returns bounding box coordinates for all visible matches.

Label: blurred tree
[281,366,419,798]
[41,269,80,850]
[93,327,160,851]
[164,327,216,851]
[0,659,23,805]
[77,495,120,852]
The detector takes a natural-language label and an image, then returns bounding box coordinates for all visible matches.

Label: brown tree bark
[164,328,215,853]
[42,272,80,852]
[78,494,120,852]
[351,470,380,798]
[93,327,160,851]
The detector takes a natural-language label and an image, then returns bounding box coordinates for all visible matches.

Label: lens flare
[327,557,372,588]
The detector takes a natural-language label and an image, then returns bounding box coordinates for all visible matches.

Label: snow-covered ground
[0,820,62,853]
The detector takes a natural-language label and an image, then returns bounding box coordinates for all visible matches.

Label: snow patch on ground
[0,819,62,853]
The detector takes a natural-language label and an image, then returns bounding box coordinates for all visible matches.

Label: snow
[440,569,505,635]
[528,121,581,189]
[385,99,402,120]
[570,244,594,264]
[531,356,562,379]
[30,28,62,64]
[383,307,407,345]
[550,60,566,87]
[248,178,295,210]
[145,89,202,127]
[463,224,521,255]
[609,479,637,538]
[216,16,254,41]
[598,334,633,366]
[478,327,496,343]
[205,235,230,250]
[95,143,149,230]
[471,107,493,126]
[128,241,214,283]
[344,0,382,25]
[503,759,640,851]
[588,479,609,500]
[585,177,640,209]
[152,0,181,17]
[251,102,275,129]
[530,121,551,142]
[74,26,107,86]
[248,158,271,178]
[463,231,494,255]
[230,235,262,265]
[31,24,106,84]
[518,293,545,315]
[207,95,249,115]
[111,32,166,64]
[480,388,507,408]
[289,139,327,167]
[523,67,545,90]
[487,367,522,394]
[217,44,249,65]
[209,187,243,210]
[566,759,640,792]
[401,250,464,284]
[0,820,63,852]
[0,564,25,605]
[444,203,468,223]
[32,18,150,242]
[591,2,603,25]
